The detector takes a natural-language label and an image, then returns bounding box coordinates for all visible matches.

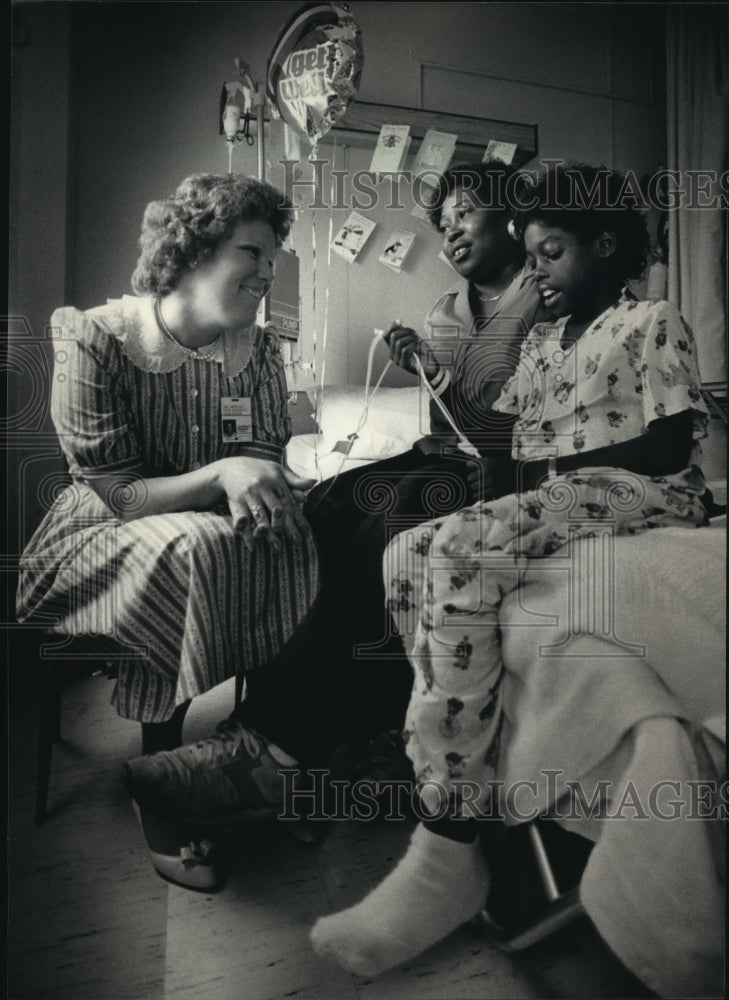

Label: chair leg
[480,887,585,952]
[50,673,62,742]
[234,670,245,707]
[479,820,587,951]
[36,663,62,824]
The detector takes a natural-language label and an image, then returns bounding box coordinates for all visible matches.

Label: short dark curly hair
[425,160,528,231]
[132,174,294,296]
[512,162,650,283]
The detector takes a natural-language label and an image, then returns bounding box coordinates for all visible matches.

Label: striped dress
[16,296,319,723]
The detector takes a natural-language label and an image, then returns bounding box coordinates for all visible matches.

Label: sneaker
[123,718,298,826]
[131,801,224,893]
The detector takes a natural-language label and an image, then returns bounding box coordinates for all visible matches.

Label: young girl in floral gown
[311,163,711,976]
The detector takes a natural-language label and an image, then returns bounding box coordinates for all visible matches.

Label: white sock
[310,823,489,976]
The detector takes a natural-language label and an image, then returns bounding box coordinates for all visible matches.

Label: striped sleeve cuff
[237,442,285,463]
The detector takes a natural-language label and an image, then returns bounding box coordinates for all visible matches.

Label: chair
[480,817,591,951]
[34,630,144,824]
[20,460,252,823]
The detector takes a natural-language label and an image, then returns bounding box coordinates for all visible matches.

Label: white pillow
[308,385,426,459]
[286,433,376,482]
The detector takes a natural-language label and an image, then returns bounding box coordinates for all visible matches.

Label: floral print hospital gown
[384,296,710,815]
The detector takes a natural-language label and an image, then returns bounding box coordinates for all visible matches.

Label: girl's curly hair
[132,174,294,296]
[512,162,651,282]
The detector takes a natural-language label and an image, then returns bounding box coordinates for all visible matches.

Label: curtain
[666,6,728,385]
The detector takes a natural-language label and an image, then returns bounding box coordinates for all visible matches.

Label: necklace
[154,298,222,362]
[476,288,505,303]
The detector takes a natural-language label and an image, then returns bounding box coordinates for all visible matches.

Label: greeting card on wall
[369,124,412,174]
[332,211,376,263]
[411,129,458,181]
[379,230,416,272]
[482,139,518,165]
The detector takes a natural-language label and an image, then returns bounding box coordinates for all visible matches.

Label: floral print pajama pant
[383,468,706,817]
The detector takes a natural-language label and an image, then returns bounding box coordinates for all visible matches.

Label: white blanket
[498,523,726,998]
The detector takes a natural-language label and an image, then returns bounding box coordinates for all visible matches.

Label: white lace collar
[87,295,257,375]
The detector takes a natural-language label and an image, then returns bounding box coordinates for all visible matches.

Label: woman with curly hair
[16,174,319,881]
[310,162,712,977]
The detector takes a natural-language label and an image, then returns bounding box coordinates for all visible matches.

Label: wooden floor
[8,669,656,1000]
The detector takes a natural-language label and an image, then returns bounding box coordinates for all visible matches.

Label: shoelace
[196,721,263,766]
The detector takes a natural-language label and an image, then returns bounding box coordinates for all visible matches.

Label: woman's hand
[212,456,315,552]
[384,320,439,379]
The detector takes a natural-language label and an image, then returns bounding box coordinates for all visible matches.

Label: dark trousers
[237,447,477,766]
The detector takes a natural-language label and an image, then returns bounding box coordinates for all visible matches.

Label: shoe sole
[152,866,226,894]
[130,783,328,843]
[131,801,226,893]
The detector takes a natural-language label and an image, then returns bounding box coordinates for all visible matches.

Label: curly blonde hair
[131,174,294,296]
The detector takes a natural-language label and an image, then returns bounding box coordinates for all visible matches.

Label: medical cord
[410,354,480,458]
[306,328,479,513]
[307,329,394,513]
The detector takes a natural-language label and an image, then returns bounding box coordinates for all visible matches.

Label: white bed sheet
[498,522,726,998]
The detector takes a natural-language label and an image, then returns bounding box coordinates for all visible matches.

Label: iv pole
[256,94,265,182]
[221,58,265,181]
[221,59,301,398]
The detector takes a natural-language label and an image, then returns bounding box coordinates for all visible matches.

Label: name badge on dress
[221,397,252,443]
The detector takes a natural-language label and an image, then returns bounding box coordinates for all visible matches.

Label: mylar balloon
[266,2,364,146]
